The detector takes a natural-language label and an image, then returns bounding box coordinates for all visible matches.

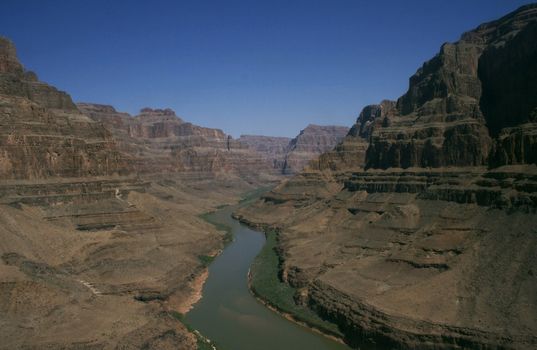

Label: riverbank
[246,228,349,346]
[176,186,274,349]
[185,194,350,350]
[247,269,347,346]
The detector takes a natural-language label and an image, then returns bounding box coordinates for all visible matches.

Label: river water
[185,206,351,350]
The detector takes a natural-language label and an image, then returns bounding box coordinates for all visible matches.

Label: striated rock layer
[236,5,537,350]
[78,103,278,182]
[283,124,349,174]
[0,38,129,180]
[0,36,268,350]
[238,134,291,170]
[239,124,349,175]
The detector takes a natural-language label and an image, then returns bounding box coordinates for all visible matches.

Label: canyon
[0,32,350,349]
[0,3,536,350]
[235,4,537,350]
[0,35,263,349]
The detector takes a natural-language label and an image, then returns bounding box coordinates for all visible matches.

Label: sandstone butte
[0,29,349,349]
[235,4,537,350]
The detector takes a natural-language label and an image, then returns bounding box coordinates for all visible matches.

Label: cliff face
[0,38,128,180]
[238,125,349,175]
[238,135,291,170]
[283,124,349,174]
[0,38,264,349]
[362,5,537,170]
[78,103,277,180]
[236,5,537,350]
[0,38,76,110]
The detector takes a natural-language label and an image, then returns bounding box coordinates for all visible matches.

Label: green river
[185,206,355,350]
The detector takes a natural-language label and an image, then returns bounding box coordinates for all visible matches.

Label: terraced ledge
[308,280,537,349]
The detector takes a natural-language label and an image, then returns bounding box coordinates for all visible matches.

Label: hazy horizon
[2,0,534,137]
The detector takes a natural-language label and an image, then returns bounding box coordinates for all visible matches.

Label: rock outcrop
[239,125,349,175]
[236,4,537,350]
[362,5,537,170]
[0,37,76,110]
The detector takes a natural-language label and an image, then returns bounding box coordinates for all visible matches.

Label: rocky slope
[0,36,264,349]
[236,4,537,350]
[238,124,349,175]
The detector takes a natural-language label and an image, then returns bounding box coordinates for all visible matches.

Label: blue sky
[1,0,534,137]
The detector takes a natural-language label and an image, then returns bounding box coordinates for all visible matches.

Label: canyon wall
[239,124,349,175]
[236,5,537,350]
[0,38,129,180]
[238,135,291,170]
[0,37,264,349]
[78,103,278,181]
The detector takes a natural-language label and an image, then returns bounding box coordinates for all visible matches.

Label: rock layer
[78,103,278,181]
[283,124,349,174]
[0,38,128,180]
[239,125,349,175]
[238,135,291,170]
[237,5,537,350]
[0,36,266,350]
[78,103,284,182]
[363,5,537,170]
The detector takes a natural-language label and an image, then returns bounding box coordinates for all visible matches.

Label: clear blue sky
[1,0,534,137]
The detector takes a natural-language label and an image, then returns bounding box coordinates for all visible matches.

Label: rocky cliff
[283,124,349,174]
[363,5,537,170]
[238,124,349,175]
[77,103,278,181]
[0,38,129,180]
[0,37,264,350]
[238,135,291,170]
[236,4,537,350]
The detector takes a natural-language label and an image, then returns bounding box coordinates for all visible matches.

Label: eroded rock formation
[0,37,265,349]
[0,39,129,180]
[78,103,279,181]
[283,124,349,174]
[239,124,349,175]
[236,4,537,349]
[238,135,291,170]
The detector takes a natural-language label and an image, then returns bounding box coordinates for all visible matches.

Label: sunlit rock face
[77,103,278,181]
[0,37,76,110]
[0,37,128,180]
[236,4,537,350]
